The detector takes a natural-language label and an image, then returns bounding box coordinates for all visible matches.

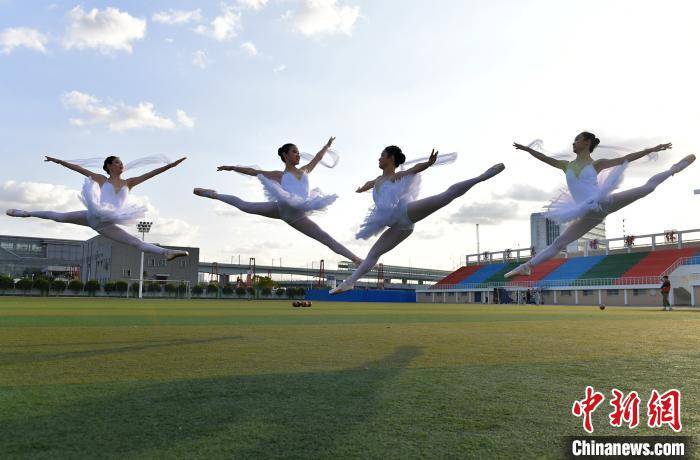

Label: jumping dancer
[194,137,362,264]
[330,146,504,294]
[6,155,190,260]
[504,132,695,278]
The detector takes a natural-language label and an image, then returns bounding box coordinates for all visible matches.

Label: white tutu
[545,162,627,224]
[80,178,147,229]
[356,174,421,239]
[257,171,337,222]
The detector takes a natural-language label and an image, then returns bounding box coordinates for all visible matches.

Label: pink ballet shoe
[330,280,354,295]
[504,264,531,279]
[6,209,30,217]
[671,154,696,175]
[165,250,189,261]
[193,188,218,199]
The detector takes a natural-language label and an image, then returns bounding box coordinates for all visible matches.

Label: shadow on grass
[1,345,422,458]
[0,336,243,366]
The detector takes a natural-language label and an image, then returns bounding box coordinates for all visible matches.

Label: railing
[661,256,700,277]
[427,276,662,291]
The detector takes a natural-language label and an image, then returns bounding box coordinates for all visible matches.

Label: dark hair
[103,156,118,173]
[579,132,601,152]
[383,145,406,167]
[663,275,669,279]
[278,143,295,163]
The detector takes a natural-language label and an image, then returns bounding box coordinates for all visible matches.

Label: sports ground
[1,298,698,458]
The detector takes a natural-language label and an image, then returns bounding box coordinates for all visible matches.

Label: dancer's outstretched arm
[393,149,438,180]
[127,157,186,189]
[301,136,335,174]
[217,165,281,180]
[513,142,567,171]
[45,156,105,183]
[595,143,671,171]
[356,179,377,193]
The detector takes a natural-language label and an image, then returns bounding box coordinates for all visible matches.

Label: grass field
[1,298,699,459]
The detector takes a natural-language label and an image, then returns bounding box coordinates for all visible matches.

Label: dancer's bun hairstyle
[103,156,118,173]
[384,145,406,167]
[579,132,601,152]
[278,143,295,163]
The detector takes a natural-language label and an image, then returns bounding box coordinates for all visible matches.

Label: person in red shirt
[660,276,672,311]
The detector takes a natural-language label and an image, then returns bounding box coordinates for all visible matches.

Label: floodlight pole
[136,221,153,299]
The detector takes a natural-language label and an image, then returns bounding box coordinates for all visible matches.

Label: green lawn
[0,298,698,459]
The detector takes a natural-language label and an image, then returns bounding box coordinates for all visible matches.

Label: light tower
[136,221,153,299]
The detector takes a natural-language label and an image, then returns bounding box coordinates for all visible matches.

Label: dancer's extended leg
[407,163,505,223]
[98,225,188,260]
[504,214,604,278]
[6,209,89,225]
[330,227,413,294]
[288,217,362,264]
[606,154,696,214]
[194,188,279,218]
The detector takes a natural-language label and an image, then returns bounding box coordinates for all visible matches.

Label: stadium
[3,2,700,459]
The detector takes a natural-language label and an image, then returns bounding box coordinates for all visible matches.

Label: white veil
[66,155,172,171]
[400,151,458,170]
[526,139,657,161]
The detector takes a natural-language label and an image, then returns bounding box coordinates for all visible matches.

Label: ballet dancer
[504,132,695,278]
[330,146,505,294]
[6,155,190,260]
[194,137,362,264]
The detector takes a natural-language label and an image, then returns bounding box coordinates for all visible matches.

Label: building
[0,234,83,279]
[1,234,199,284]
[530,212,606,255]
[82,235,199,284]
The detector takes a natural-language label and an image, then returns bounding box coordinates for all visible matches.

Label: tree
[115,281,128,295]
[254,276,274,290]
[103,282,116,293]
[275,288,285,297]
[147,282,162,293]
[206,283,219,295]
[235,286,246,297]
[222,285,234,296]
[68,280,84,294]
[33,278,51,296]
[192,284,204,296]
[16,278,33,292]
[51,280,67,293]
[164,283,177,296]
[177,283,188,297]
[261,287,272,296]
[0,275,15,291]
[85,280,101,296]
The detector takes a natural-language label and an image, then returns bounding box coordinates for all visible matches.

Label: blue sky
[1,0,699,270]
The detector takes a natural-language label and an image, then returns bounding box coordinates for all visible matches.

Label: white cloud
[0,180,83,211]
[287,0,360,37]
[237,0,268,10]
[62,90,178,132]
[493,184,555,202]
[176,109,195,128]
[449,202,520,226]
[273,64,286,73]
[240,41,258,56]
[194,4,241,41]
[0,27,48,54]
[192,49,209,68]
[153,9,202,25]
[63,6,146,54]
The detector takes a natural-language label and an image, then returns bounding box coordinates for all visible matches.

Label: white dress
[356,174,421,239]
[545,162,627,224]
[257,171,337,223]
[80,179,147,230]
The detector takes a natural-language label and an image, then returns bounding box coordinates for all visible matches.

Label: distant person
[526,289,532,304]
[661,276,672,311]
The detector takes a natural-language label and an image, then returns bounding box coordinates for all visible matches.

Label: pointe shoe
[165,250,189,261]
[504,264,531,279]
[671,154,696,175]
[193,188,218,199]
[482,163,506,180]
[330,280,354,295]
[6,209,30,217]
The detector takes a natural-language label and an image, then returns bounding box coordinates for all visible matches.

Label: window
[1,242,13,251]
[122,269,131,278]
[607,290,619,296]
[582,290,592,296]
[561,290,572,296]
[633,289,646,296]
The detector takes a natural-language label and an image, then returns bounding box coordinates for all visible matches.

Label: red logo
[572,386,605,433]
[647,389,682,432]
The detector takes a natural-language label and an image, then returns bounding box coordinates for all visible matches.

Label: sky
[1,0,699,271]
